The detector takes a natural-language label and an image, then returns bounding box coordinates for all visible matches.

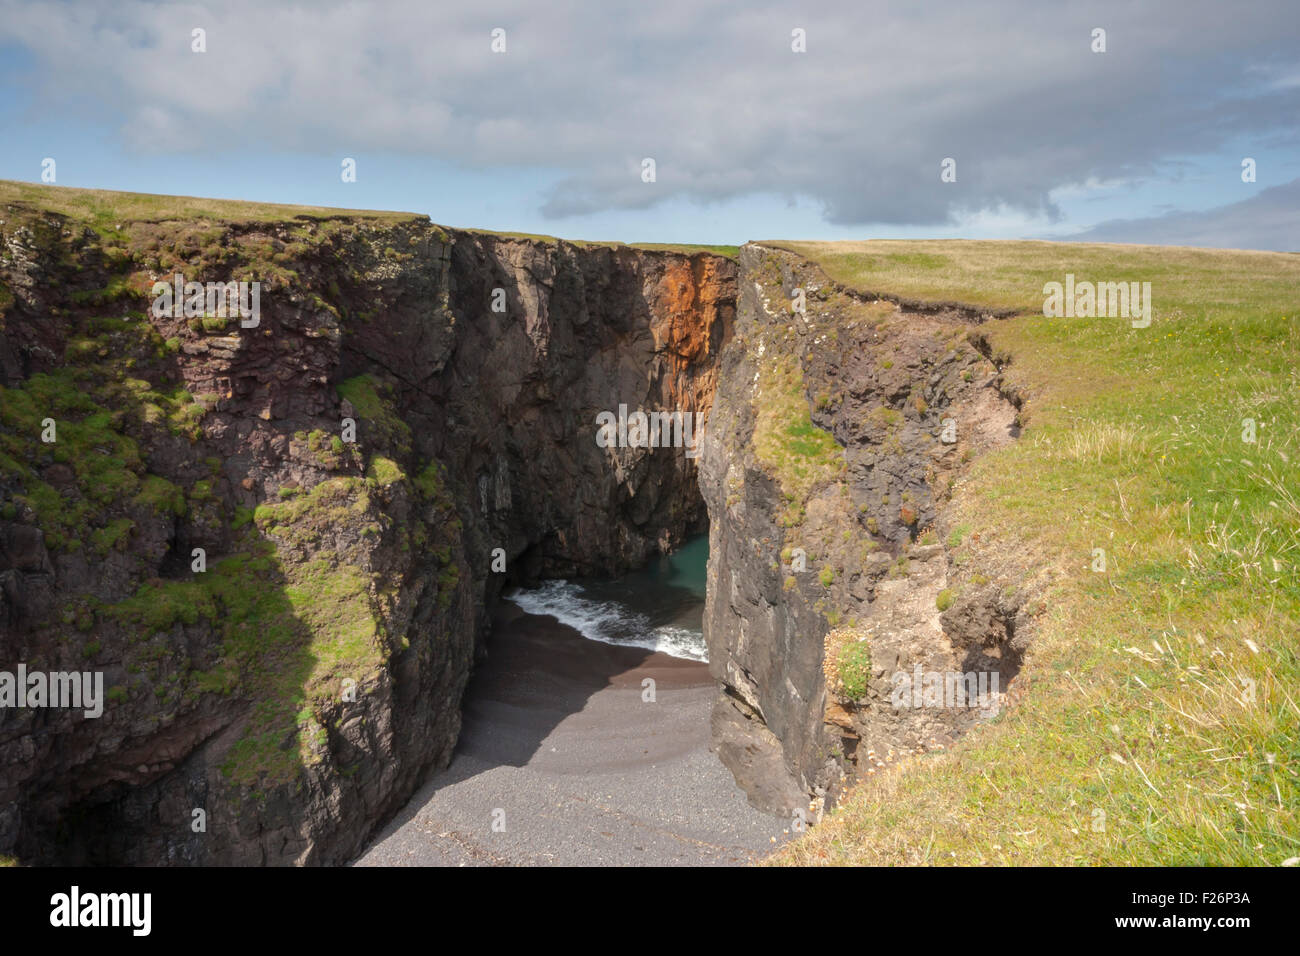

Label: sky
[0,0,1296,250]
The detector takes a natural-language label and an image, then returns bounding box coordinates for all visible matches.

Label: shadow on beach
[370,597,715,836]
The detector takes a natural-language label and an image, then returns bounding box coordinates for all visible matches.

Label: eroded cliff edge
[0,201,732,864]
[699,245,1038,820]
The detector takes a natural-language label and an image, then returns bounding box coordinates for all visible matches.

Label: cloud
[1,0,1297,234]
[1059,178,1300,251]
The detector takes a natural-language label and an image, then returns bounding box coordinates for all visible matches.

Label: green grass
[336,374,412,454]
[453,224,739,258]
[0,180,740,260]
[771,239,1300,866]
[624,242,741,259]
[197,543,384,786]
[0,179,421,235]
[765,238,1300,313]
[0,179,739,260]
[0,353,196,549]
[366,455,405,487]
[90,517,135,556]
[837,641,872,701]
[253,476,369,545]
[107,579,216,634]
[285,560,383,672]
[1,183,742,296]
[752,352,845,525]
[413,461,447,499]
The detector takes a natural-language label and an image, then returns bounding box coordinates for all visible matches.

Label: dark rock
[0,208,735,865]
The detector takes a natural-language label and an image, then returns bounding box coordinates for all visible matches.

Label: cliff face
[0,203,732,864]
[699,245,1032,818]
[0,190,1034,863]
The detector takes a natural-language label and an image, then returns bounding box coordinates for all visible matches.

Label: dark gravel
[354,606,792,866]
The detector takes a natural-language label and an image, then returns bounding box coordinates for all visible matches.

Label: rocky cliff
[0,195,732,864]
[699,244,1035,820]
[0,186,1039,864]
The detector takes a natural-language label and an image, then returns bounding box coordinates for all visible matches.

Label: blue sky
[1,1,1296,249]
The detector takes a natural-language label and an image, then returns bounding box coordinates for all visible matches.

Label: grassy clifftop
[771,239,1300,865]
[766,238,1299,312]
[0,180,424,234]
[0,181,739,258]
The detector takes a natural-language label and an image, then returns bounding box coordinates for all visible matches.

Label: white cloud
[1,0,1296,237]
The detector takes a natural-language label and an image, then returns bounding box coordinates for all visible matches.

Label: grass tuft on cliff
[770,238,1300,866]
[753,351,845,526]
[336,374,413,455]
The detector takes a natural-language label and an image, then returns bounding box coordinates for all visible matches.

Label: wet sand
[355,603,789,866]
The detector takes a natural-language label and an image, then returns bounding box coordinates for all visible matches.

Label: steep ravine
[0,205,732,864]
[1,195,1032,864]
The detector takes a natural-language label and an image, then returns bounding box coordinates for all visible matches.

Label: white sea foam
[506,580,709,662]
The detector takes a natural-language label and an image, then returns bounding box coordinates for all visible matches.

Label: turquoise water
[506,533,710,661]
[644,532,709,600]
